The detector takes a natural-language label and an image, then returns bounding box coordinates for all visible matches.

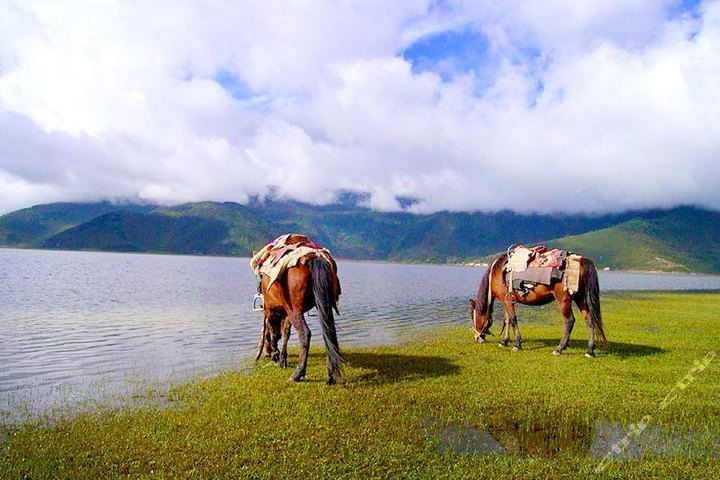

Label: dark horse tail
[582,258,609,346]
[307,257,343,382]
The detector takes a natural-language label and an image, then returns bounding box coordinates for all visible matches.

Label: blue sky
[402,29,494,81]
[214,70,255,101]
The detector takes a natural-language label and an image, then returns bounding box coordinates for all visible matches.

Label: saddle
[505,245,581,296]
[250,234,336,287]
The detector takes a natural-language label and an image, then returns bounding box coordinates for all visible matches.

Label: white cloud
[0,0,718,214]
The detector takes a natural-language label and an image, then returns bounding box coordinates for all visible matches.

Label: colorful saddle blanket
[250,234,335,286]
[505,245,582,294]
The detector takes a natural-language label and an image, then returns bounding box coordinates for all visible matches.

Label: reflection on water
[1,248,720,417]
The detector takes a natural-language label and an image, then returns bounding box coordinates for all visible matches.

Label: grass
[2,292,719,479]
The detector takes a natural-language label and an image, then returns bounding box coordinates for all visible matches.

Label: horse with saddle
[250,234,343,384]
[470,244,608,357]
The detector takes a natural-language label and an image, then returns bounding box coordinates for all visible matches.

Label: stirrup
[252,293,264,311]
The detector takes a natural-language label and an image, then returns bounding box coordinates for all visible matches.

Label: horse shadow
[306,351,461,385]
[527,339,665,358]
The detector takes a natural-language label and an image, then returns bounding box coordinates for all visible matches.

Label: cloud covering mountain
[1,0,718,214]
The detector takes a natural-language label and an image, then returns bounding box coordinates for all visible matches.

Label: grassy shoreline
[2,292,719,479]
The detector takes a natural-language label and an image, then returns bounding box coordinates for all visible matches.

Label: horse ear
[469,298,476,309]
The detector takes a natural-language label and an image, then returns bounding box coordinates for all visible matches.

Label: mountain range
[0,200,718,273]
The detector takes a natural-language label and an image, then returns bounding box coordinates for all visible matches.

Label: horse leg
[265,316,282,363]
[499,306,511,347]
[553,294,576,355]
[254,315,268,361]
[279,316,291,368]
[288,310,311,382]
[263,314,278,360]
[506,302,522,351]
[270,327,281,363]
[575,296,596,358]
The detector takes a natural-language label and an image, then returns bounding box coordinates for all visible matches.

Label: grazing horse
[469,254,608,357]
[254,250,343,384]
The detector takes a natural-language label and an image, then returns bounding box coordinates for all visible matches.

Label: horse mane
[477,266,490,315]
[477,254,505,315]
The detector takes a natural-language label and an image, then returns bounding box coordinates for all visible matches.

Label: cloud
[0,0,718,214]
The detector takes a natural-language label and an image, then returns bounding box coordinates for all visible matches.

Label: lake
[2,248,719,419]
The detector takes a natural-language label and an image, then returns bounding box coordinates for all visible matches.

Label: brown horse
[469,254,608,357]
[254,252,343,384]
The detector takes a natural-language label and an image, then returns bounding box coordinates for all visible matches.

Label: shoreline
[2,245,719,276]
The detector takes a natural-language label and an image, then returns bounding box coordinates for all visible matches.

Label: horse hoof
[498,343,507,348]
[552,350,562,356]
[287,373,304,382]
[512,346,522,352]
[585,352,595,358]
[475,337,485,344]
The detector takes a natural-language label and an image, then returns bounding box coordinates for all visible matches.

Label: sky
[0,0,719,215]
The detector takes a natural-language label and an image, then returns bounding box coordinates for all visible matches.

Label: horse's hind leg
[553,294,576,355]
[575,296,596,358]
[288,310,311,382]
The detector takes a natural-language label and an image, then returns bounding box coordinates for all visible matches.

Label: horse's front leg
[499,309,511,347]
[288,311,311,382]
[279,317,291,368]
[506,302,522,351]
[269,322,281,363]
[254,315,268,361]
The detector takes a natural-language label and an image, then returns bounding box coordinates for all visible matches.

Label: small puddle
[428,423,504,455]
[425,418,719,459]
[589,421,719,460]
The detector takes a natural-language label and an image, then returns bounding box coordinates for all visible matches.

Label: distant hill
[548,207,720,273]
[1,200,718,272]
[41,211,238,255]
[0,202,153,247]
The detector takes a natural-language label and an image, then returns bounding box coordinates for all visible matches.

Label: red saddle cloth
[528,247,563,269]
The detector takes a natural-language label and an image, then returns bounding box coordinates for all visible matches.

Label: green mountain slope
[154,202,272,252]
[549,208,720,273]
[0,202,153,247]
[40,211,239,255]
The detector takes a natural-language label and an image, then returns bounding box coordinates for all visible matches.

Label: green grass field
[2,292,719,479]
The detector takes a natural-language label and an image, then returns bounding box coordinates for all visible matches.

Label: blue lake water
[1,248,719,419]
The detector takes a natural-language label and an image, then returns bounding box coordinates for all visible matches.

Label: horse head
[469,298,493,343]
